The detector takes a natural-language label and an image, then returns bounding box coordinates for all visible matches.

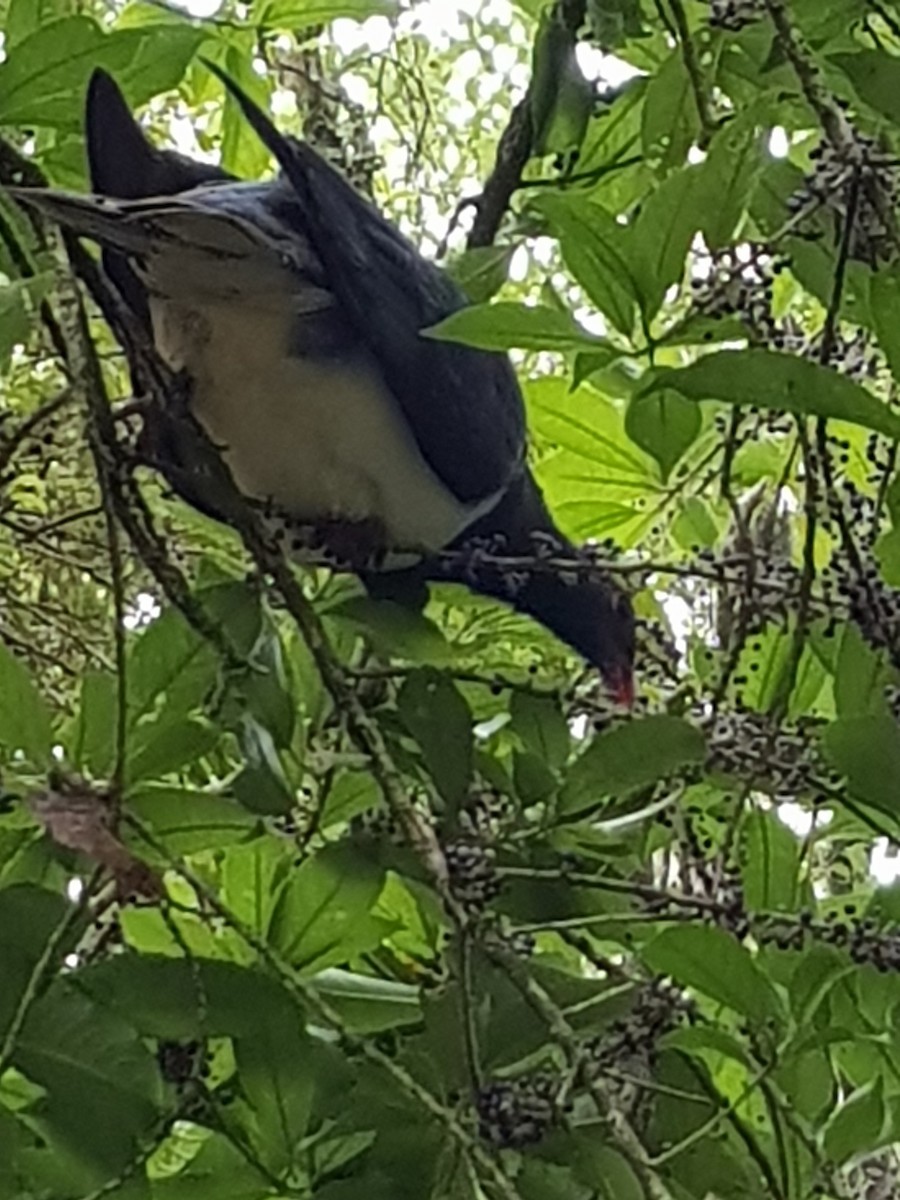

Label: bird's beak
[607,666,635,709]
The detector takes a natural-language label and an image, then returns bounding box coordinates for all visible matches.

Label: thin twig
[0,871,98,1079]
[466,0,587,248]
[665,0,716,143]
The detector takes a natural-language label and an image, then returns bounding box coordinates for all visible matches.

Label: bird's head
[571,582,636,707]
[518,570,636,705]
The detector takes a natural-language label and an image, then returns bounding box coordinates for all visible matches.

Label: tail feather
[9,188,155,255]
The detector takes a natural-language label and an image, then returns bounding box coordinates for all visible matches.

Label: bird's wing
[205,64,527,507]
[11,183,333,313]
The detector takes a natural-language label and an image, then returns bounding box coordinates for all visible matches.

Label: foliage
[5,0,900,1197]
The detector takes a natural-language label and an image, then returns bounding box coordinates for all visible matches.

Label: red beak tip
[610,670,635,709]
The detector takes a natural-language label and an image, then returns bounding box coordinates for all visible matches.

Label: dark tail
[84,70,232,323]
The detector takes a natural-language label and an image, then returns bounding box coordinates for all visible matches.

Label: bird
[11,66,635,702]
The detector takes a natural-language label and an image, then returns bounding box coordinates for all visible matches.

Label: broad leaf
[560,715,705,815]
[698,108,766,249]
[823,716,900,815]
[625,387,701,481]
[650,349,900,440]
[509,691,570,769]
[397,668,473,810]
[236,1015,314,1172]
[15,982,163,1173]
[126,786,257,856]
[534,192,640,338]
[446,244,514,303]
[822,1079,886,1164]
[426,302,610,352]
[256,0,400,24]
[0,17,202,128]
[269,845,387,972]
[643,925,783,1024]
[630,167,700,319]
[832,50,900,128]
[529,9,592,156]
[0,640,53,765]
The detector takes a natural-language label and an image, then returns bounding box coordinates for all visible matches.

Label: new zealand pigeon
[12,67,635,702]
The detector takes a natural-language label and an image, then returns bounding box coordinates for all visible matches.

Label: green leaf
[650,349,900,440]
[643,925,783,1024]
[529,9,592,156]
[397,669,473,810]
[79,955,296,1040]
[125,786,257,856]
[509,691,570,769]
[0,886,74,1040]
[513,750,559,803]
[0,278,48,375]
[672,496,719,550]
[625,388,701,481]
[871,266,900,387]
[834,625,889,717]
[126,608,217,732]
[153,1133,271,1198]
[519,1160,592,1200]
[0,640,53,765]
[67,672,117,778]
[698,108,766,249]
[244,628,295,750]
[560,716,705,815]
[534,193,639,338]
[215,43,274,179]
[15,981,163,1173]
[235,1016,313,1172]
[0,17,203,128]
[221,838,291,938]
[629,167,700,320]
[269,844,387,972]
[641,51,700,169]
[320,772,381,830]
[877,525,900,586]
[445,245,514,303]
[832,50,900,127]
[586,0,646,46]
[823,1079,886,1164]
[823,716,900,815]
[6,0,70,49]
[233,715,295,815]
[740,810,800,912]
[329,597,452,664]
[126,715,220,784]
[313,968,421,1032]
[256,0,400,26]
[425,302,610,352]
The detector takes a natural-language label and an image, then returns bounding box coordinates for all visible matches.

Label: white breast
[150,297,482,553]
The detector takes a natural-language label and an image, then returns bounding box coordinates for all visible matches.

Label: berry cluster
[760,911,900,973]
[708,0,765,31]
[590,979,693,1118]
[444,839,501,912]
[788,131,900,266]
[769,321,881,380]
[704,707,827,801]
[690,246,779,335]
[845,1150,900,1200]
[157,1038,206,1086]
[818,484,900,664]
[476,1074,558,1148]
[461,785,518,841]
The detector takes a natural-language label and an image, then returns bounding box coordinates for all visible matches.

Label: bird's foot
[269,512,389,571]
